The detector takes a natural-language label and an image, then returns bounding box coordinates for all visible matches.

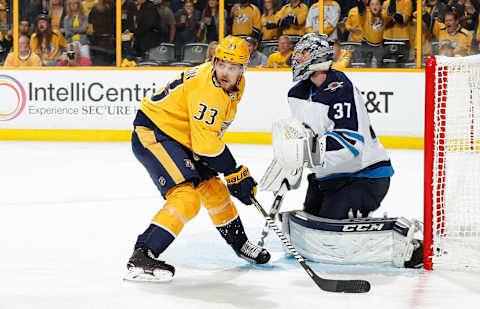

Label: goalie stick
[257,182,288,247]
[251,197,371,293]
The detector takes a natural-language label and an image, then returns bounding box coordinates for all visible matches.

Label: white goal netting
[429,55,480,271]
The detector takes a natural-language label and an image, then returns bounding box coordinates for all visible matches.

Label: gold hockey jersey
[30,30,68,60]
[3,52,42,67]
[360,8,385,45]
[277,2,308,36]
[345,6,363,42]
[231,4,262,36]
[382,0,412,40]
[261,13,280,40]
[267,50,292,68]
[140,62,245,157]
[432,21,473,56]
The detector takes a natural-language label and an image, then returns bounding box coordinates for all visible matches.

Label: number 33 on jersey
[139,62,245,158]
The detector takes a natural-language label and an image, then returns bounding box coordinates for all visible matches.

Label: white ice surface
[1,142,479,309]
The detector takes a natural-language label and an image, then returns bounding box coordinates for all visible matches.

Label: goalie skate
[235,240,271,264]
[123,248,175,283]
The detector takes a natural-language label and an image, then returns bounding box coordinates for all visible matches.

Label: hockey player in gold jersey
[124,35,271,282]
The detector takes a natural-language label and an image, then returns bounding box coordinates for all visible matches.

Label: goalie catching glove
[225,166,257,205]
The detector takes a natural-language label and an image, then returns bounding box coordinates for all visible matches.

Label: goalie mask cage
[424,55,480,271]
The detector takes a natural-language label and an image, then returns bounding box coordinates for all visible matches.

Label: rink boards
[0,68,425,149]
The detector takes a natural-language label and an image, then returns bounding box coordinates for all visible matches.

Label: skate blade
[123,267,173,283]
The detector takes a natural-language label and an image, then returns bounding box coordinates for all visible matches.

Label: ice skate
[235,240,271,264]
[124,248,175,282]
[404,240,424,269]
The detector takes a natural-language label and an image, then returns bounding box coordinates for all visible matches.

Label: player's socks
[124,248,175,282]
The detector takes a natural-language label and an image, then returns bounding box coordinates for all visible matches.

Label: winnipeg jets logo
[324,81,344,92]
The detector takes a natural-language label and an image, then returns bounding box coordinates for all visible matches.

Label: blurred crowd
[0,0,479,68]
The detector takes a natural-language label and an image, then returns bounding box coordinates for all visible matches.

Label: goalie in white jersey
[289,33,393,219]
[260,33,422,268]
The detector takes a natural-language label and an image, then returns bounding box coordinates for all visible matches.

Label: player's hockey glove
[225,166,257,205]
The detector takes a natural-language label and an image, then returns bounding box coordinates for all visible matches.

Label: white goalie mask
[292,33,334,82]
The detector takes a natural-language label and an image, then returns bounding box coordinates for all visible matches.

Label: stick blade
[314,276,371,293]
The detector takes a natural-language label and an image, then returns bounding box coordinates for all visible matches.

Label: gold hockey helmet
[215,35,250,66]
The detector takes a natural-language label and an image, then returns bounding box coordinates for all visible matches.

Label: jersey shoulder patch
[324,81,344,92]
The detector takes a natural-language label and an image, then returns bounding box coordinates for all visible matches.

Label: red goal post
[424,55,480,271]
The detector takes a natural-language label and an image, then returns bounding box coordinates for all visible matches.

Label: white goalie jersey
[287,69,393,180]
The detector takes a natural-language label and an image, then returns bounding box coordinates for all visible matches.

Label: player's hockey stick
[257,182,288,247]
[251,197,371,293]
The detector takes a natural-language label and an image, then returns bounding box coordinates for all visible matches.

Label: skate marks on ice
[124,266,278,309]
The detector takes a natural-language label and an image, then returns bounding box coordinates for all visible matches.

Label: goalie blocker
[279,210,423,268]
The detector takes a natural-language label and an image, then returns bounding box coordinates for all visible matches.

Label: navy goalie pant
[303,174,390,220]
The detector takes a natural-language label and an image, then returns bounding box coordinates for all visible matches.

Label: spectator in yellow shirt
[344,0,368,43]
[431,11,473,56]
[267,35,292,68]
[30,13,68,66]
[4,35,43,67]
[358,0,385,65]
[277,0,308,36]
[230,0,262,38]
[382,0,412,63]
[261,0,280,40]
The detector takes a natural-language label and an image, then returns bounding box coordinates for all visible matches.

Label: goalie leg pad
[393,218,424,268]
[196,177,238,226]
[281,210,422,268]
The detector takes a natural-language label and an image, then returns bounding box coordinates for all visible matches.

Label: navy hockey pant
[303,174,390,219]
[131,110,216,197]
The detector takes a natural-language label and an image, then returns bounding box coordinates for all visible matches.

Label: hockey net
[424,55,480,271]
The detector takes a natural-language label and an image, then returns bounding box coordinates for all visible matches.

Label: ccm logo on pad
[342,223,385,232]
